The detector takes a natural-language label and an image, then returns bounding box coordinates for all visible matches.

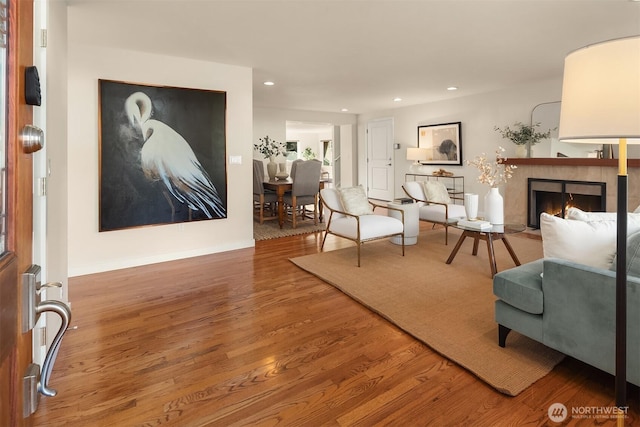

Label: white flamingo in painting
[125,91,226,219]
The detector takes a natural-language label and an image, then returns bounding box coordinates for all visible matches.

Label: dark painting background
[99,80,227,231]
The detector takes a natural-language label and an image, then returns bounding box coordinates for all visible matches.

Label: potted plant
[302,147,316,160]
[254,135,286,180]
[494,121,554,158]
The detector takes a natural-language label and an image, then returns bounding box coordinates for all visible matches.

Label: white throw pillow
[539,212,640,269]
[565,207,614,221]
[566,207,640,229]
[338,185,373,216]
[422,181,452,204]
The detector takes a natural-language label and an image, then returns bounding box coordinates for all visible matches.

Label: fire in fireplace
[528,178,606,228]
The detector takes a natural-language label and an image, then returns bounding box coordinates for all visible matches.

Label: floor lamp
[558,36,640,413]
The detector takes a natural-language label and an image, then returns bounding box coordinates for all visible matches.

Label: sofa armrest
[542,257,640,382]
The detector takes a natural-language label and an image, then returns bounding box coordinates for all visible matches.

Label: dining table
[263,179,327,228]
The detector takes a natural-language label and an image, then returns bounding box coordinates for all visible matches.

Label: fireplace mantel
[504,158,640,168]
[503,159,640,225]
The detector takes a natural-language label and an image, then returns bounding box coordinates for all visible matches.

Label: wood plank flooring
[32,225,639,426]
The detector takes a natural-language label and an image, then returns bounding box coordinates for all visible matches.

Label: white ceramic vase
[266,157,278,180]
[464,193,479,220]
[276,162,289,180]
[515,145,527,158]
[484,187,504,225]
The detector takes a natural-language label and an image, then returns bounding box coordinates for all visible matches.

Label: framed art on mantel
[98,79,228,231]
[417,121,462,165]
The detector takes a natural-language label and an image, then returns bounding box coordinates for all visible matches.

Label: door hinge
[39,177,46,196]
[40,29,47,48]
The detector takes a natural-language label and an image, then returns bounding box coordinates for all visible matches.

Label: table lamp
[407,147,428,172]
[558,36,640,410]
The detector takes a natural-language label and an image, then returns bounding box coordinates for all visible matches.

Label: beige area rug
[254,219,326,241]
[290,228,564,396]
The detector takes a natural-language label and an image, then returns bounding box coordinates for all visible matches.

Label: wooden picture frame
[417,121,462,165]
[98,79,227,231]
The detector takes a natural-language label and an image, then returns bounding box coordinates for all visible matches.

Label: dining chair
[283,159,322,228]
[253,159,278,224]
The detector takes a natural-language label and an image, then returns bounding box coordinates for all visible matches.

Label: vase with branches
[254,135,286,160]
[254,135,286,180]
[466,147,517,225]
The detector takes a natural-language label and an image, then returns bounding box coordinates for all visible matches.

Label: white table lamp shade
[407,147,428,162]
[559,36,640,144]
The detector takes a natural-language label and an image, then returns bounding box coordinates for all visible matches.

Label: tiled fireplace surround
[503,158,640,226]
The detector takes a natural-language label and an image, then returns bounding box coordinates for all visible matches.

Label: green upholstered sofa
[493,244,640,386]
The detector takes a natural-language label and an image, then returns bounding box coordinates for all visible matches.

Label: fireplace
[528,178,606,228]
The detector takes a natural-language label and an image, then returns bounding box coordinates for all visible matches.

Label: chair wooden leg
[259,194,265,224]
[313,195,318,225]
[357,242,361,267]
[292,196,297,229]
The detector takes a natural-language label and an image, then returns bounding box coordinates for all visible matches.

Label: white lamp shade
[559,36,640,144]
[407,147,428,161]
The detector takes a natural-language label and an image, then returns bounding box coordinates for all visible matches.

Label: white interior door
[367,118,394,201]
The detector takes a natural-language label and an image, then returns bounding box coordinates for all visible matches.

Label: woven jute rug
[290,228,564,396]
[254,219,325,241]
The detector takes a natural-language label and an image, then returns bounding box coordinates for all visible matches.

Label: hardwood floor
[33,226,639,426]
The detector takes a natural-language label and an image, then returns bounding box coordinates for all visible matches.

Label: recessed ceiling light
[447,86,458,91]
[393,97,402,102]
[263,81,275,86]
[341,108,349,112]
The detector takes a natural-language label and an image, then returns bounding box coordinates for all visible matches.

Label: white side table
[387,201,420,245]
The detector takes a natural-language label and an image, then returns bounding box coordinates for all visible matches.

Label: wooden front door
[0,0,36,425]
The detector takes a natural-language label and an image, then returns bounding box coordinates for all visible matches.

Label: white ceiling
[67,0,640,115]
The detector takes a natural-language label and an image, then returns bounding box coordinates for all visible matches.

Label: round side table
[387,201,420,245]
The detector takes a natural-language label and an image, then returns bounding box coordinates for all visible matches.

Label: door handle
[36,299,71,397]
[20,263,72,418]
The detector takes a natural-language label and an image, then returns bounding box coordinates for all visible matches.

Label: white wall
[67,44,254,276]
[357,78,564,207]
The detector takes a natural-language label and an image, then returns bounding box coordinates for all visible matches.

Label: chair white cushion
[422,181,452,204]
[328,215,403,240]
[419,203,466,223]
[403,181,426,202]
[338,185,373,216]
[320,188,345,219]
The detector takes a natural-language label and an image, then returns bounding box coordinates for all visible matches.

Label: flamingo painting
[124,91,226,220]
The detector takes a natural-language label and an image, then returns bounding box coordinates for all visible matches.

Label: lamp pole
[616,139,628,409]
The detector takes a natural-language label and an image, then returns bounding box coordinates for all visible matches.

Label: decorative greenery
[302,147,316,160]
[254,135,286,159]
[494,121,554,146]
[466,147,517,188]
